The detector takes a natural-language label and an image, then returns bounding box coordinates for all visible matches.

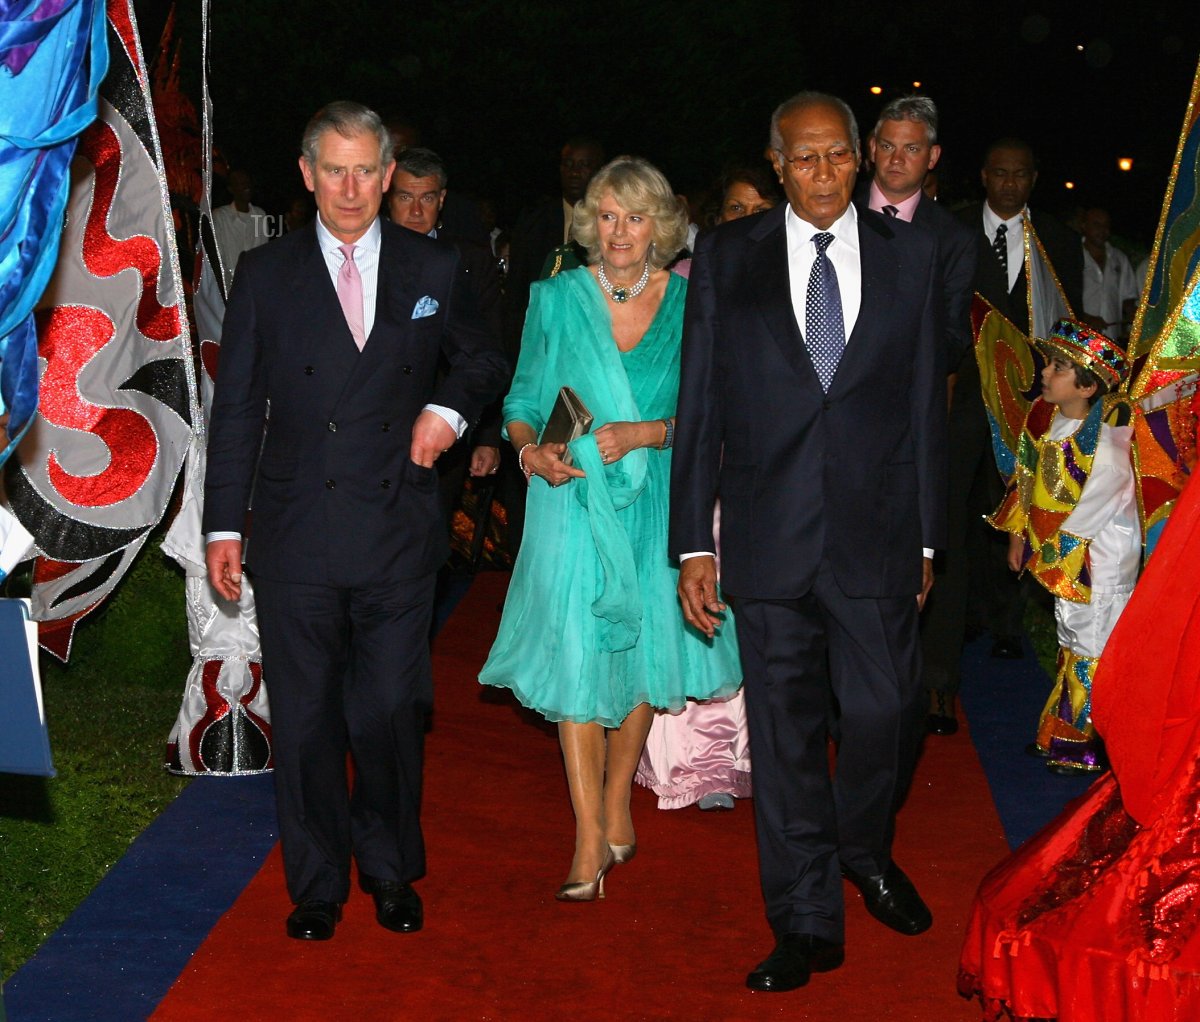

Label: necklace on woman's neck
[598,259,650,303]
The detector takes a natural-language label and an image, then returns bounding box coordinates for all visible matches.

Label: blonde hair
[570,156,688,272]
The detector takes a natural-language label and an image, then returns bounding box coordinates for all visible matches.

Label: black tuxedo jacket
[203,219,508,587]
[670,204,947,600]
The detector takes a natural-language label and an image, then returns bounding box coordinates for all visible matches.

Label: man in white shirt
[1080,207,1137,339]
[211,168,268,293]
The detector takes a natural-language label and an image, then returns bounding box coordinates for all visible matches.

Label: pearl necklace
[598,259,650,303]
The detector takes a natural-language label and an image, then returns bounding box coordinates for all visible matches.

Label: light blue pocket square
[412,295,439,319]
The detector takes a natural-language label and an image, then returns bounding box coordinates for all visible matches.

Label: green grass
[0,539,192,981]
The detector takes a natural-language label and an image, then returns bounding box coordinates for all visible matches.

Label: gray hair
[301,101,393,168]
[570,156,689,272]
[769,91,860,154]
[873,94,939,145]
[393,146,447,189]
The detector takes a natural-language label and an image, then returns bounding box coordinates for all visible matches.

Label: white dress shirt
[786,202,861,341]
[1082,241,1137,335]
[212,201,269,291]
[981,204,1026,293]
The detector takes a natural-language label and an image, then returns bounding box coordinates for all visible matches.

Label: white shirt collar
[315,215,382,257]
[982,203,1027,235]
[785,200,858,249]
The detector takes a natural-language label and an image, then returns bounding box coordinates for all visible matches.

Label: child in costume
[989,318,1140,773]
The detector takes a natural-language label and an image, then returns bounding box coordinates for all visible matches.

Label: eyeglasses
[778,148,856,172]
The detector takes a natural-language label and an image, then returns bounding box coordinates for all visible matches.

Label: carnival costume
[987,320,1139,771]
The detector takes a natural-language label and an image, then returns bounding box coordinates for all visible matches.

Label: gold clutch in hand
[540,386,593,466]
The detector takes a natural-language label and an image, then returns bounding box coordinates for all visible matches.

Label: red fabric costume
[959,455,1200,1020]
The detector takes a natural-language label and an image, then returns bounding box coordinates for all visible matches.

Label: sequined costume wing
[1126,62,1200,547]
[973,293,1046,486]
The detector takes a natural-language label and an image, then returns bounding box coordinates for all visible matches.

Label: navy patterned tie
[993,223,1008,281]
[805,232,846,392]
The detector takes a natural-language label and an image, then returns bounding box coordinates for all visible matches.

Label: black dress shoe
[926,691,959,736]
[841,861,932,935]
[745,933,844,992]
[990,636,1023,659]
[286,900,342,940]
[360,875,423,933]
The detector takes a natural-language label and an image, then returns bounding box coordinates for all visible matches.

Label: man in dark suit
[671,92,946,993]
[505,135,604,351]
[204,102,507,941]
[920,137,1084,732]
[387,146,506,525]
[861,95,977,376]
[856,95,978,735]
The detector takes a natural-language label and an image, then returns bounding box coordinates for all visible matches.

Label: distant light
[1064,181,1075,190]
[1118,157,1134,171]
[870,85,883,95]
[1076,44,1084,51]
[912,81,922,88]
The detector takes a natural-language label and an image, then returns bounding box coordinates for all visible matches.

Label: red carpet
[152,573,1003,1021]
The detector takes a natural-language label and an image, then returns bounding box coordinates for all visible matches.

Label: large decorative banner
[3,0,197,660]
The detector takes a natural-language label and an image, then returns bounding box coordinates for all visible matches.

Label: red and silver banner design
[2,0,197,661]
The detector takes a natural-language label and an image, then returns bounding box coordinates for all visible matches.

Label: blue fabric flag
[0,0,108,466]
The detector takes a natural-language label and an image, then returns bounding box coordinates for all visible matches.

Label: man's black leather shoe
[990,636,1023,660]
[286,900,342,940]
[842,861,932,935]
[745,933,844,992]
[926,691,959,735]
[360,875,423,933]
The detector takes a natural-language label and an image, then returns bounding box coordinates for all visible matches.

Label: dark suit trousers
[735,562,923,943]
[254,573,435,904]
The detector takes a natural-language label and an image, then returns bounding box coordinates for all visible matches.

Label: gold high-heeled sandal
[555,847,616,902]
[608,842,636,865]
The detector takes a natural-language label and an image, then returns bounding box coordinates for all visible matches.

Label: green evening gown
[478,268,741,726]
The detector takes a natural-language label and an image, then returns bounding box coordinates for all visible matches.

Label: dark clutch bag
[540,386,594,467]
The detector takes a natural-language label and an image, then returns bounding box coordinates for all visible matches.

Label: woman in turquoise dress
[479,156,742,901]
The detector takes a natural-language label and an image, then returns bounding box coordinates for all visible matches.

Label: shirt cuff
[425,404,467,439]
[923,547,934,560]
[679,551,715,560]
[206,532,242,544]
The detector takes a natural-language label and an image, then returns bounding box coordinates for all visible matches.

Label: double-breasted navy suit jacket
[669,204,948,601]
[203,219,509,588]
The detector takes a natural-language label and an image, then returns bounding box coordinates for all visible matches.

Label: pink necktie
[337,243,366,350]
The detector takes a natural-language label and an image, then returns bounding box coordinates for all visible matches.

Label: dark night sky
[139,0,1199,249]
